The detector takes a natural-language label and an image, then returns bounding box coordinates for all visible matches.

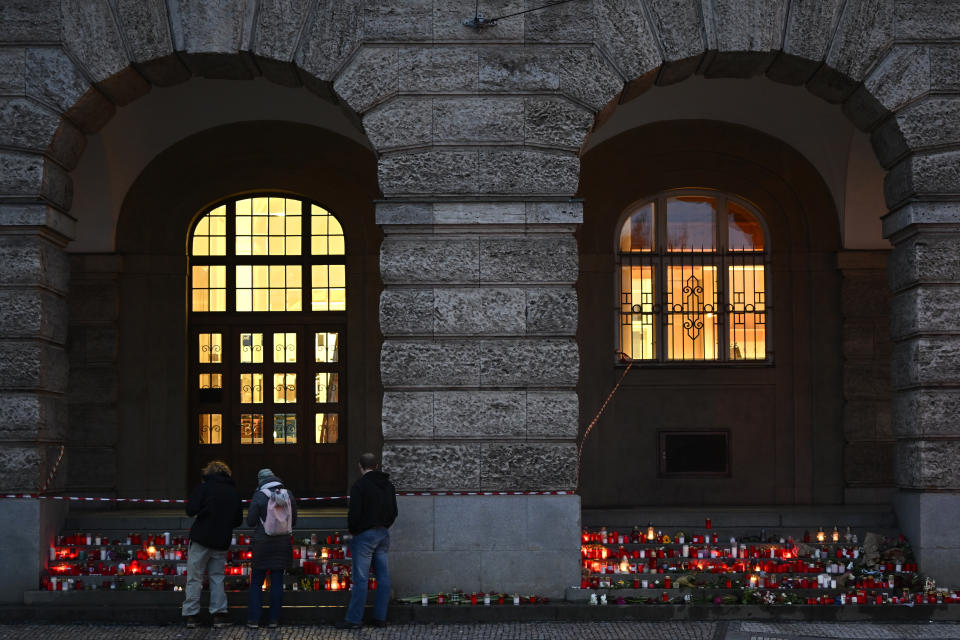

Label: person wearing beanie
[183,460,243,629]
[245,468,297,628]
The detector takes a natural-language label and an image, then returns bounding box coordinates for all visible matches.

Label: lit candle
[831,526,839,543]
[646,524,655,541]
[816,527,825,543]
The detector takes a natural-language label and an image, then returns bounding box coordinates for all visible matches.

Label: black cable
[484,0,581,23]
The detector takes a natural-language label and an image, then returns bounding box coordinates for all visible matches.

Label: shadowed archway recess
[112,121,381,499]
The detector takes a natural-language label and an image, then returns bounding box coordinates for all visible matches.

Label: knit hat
[257,468,274,484]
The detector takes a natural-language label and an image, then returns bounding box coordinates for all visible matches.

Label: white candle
[641,579,648,588]
[682,544,689,558]
[513,594,520,605]
[421,594,428,606]
[830,579,837,589]
[484,594,491,606]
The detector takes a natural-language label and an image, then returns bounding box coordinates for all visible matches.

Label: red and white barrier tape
[39,444,65,494]
[1,490,574,503]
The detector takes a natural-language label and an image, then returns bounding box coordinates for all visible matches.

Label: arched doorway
[187,194,348,495]
[113,121,381,497]
[577,119,843,507]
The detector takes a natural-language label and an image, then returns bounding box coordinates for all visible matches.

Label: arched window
[617,191,770,362]
[188,194,346,492]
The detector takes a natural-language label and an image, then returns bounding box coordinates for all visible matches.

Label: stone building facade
[1,0,959,601]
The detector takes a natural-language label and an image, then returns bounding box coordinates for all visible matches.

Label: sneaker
[371,619,388,628]
[185,615,198,629]
[212,613,232,628]
[335,620,362,629]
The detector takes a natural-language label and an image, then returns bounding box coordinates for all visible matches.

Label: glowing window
[617,191,769,363]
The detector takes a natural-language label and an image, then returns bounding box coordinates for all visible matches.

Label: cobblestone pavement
[1,622,959,640]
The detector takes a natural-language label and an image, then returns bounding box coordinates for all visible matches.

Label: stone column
[885,203,960,585]
[332,14,622,591]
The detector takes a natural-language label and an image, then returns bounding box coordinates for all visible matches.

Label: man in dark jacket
[183,460,243,629]
[336,452,398,629]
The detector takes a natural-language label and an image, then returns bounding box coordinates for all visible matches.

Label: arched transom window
[188,194,347,493]
[617,191,770,362]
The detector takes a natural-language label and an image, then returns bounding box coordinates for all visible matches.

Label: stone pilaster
[885,200,960,585]
[838,251,894,502]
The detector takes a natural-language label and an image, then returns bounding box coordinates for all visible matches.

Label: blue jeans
[247,568,284,624]
[344,527,391,624]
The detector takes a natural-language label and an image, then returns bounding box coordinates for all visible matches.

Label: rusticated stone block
[479,236,577,283]
[523,97,592,149]
[0,0,59,42]
[863,46,929,113]
[61,0,141,103]
[592,0,660,79]
[477,148,579,194]
[375,202,432,225]
[383,443,481,491]
[842,320,879,358]
[76,326,118,363]
[704,0,786,78]
[0,48,26,94]
[363,97,432,150]
[381,237,478,284]
[479,48,558,92]
[479,338,578,386]
[844,442,894,485]
[252,0,311,62]
[880,98,960,166]
[885,152,960,204]
[645,0,705,64]
[931,46,960,92]
[380,288,434,335]
[481,442,576,490]
[434,287,525,336]
[841,272,888,318]
[0,151,71,211]
[526,390,577,439]
[0,341,68,393]
[891,337,960,389]
[524,0,593,42]
[67,366,117,403]
[525,201,582,224]
[295,0,362,83]
[892,389,960,438]
[525,287,577,335]
[888,233,960,291]
[363,0,432,41]
[0,289,66,342]
[890,286,960,340]
[0,236,69,292]
[895,0,960,40]
[25,48,114,134]
[895,439,960,490]
[68,282,118,323]
[334,47,398,113]
[399,47,477,93]
[808,0,893,103]
[379,149,478,194]
[434,97,523,144]
[174,0,244,54]
[115,0,174,62]
[841,85,888,132]
[381,339,480,387]
[559,47,622,112]
[382,391,433,439]
[434,391,525,439]
[772,0,843,83]
[0,98,61,152]
[0,445,45,492]
[433,203,524,225]
[0,393,66,441]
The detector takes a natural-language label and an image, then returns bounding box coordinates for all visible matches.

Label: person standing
[246,468,297,629]
[336,453,398,629]
[183,460,243,629]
